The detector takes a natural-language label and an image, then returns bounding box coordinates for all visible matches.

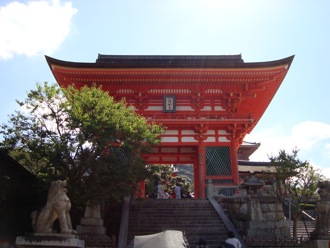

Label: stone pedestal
[77,205,113,248]
[302,240,330,248]
[77,205,106,235]
[15,233,84,248]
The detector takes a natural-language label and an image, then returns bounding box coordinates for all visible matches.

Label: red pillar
[133,180,146,199]
[230,139,239,185]
[197,144,206,199]
[193,160,199,198]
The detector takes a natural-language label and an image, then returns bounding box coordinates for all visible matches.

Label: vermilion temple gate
[46,54,294,198]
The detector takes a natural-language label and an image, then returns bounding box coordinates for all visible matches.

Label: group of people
[196,231,242,248]
[157,182,187,199]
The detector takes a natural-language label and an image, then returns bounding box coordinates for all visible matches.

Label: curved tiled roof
[46,54,294,69]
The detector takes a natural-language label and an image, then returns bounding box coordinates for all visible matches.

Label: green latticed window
[110,146,130,166]
[206,146,231,176]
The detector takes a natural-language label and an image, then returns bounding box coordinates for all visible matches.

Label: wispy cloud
[0,0,77,59]
[246,121,330,179]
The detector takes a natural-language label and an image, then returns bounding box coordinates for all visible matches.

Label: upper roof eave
[45,54,295,70]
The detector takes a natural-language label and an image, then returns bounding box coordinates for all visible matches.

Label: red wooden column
[230,139,240,185]
[197,144,206,199]
[133,180,146,199]
[193,159,199,198]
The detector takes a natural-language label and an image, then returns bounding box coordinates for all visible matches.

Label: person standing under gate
[157,181,165,199]
[174,183,182,199]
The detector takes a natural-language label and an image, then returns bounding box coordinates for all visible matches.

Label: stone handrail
[209,196,247,247]
[117,196,131,248]
[207,179,247,247]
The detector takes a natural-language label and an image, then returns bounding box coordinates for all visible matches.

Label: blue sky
[1,0,330,178]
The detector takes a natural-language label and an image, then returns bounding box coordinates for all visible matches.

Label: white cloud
[291,121,330,149]
[0,0,77,59]
[246,121,330,179]
[320,167,330,180]
[323,143,330,160]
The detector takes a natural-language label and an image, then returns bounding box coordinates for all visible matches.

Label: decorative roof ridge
[97,54,243,61]
[238,160,271,166]
[240,141,261,146]
[45,54,294,69]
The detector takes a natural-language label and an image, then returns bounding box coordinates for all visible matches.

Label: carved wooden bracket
[134,91,148,110]
[222,92,242,114]
[191,91,205,110]
[194,124,208,142]
[226,123,252,146]
[221,92,256,114]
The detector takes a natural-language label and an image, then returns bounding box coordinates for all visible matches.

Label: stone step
[288,220,315,239]
[128,199,228,248]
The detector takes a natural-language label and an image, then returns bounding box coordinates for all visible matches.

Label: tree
[0,82,164,207]
[269,149,325,239]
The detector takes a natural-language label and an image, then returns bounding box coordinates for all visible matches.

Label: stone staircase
[288,220,315,241]
[127,199,228,248]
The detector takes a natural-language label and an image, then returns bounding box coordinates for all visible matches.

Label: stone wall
[215,195,289,239]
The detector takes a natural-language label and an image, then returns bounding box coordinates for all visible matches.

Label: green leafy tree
[269,149,325,239]
[0,82,164,207]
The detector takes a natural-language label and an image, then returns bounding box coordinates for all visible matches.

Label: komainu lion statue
[31,180,76,234]
[311,180,330,239]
